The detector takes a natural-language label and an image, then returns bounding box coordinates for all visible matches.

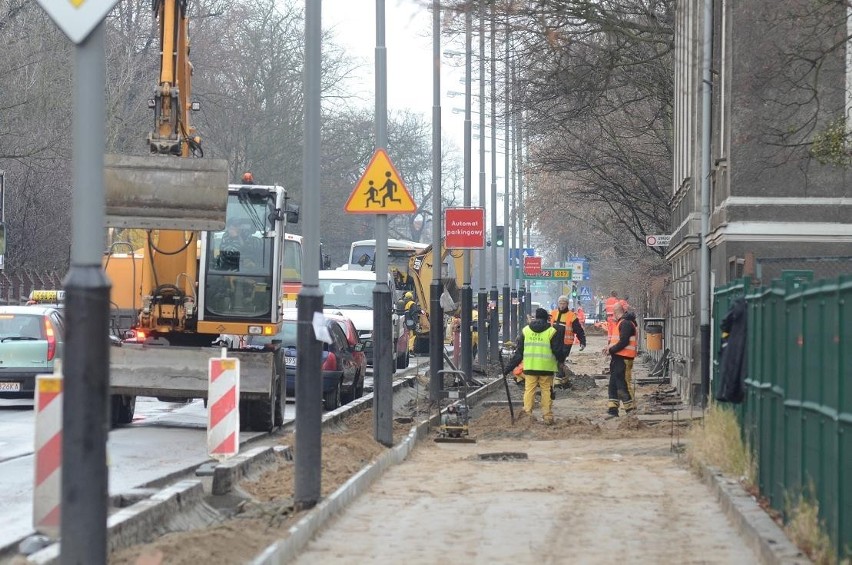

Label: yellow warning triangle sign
[344,149,417,214]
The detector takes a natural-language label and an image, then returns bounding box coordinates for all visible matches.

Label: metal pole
[518,108,530,324]
[489,5,499,360]
[374,0,394,444]
[295,0,323,509]
[477,0,488,367]
[460,3,473,382]
[510,59,519,340]
[61,22,110,565]
[502,13,511,348]
[429,0,444,400]
[699,0,714,410]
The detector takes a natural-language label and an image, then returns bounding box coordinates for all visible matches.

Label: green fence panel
[837,275,852,559]
[743,287,762,458]
[764,281,787,511]
[783,279,808,506]
[715,272,849,559]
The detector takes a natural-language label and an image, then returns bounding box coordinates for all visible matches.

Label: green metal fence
[713,272,850,560]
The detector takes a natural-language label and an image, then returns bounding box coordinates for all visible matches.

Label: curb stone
[26,480,205,564]
[698,465,811,565]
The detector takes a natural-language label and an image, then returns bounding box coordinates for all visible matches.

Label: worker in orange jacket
[603,302,637,418]
[550,295,586,357]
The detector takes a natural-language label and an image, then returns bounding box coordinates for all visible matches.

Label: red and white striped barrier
[208,351,240,460]
[33,366,63,538]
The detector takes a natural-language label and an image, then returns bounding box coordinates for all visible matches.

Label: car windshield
[0,313,43,341]
[320,280,373,309]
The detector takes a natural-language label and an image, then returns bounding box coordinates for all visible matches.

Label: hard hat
[557,295,569,304]
[404,291,413,300]
[241,172,254,184]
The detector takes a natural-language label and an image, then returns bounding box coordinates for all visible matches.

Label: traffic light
[571,282,578,298]
[495,226,505,247]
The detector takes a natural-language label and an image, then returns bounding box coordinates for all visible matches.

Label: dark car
[0,305,65,398]
[325,313,367,402]
[248,312,365,411]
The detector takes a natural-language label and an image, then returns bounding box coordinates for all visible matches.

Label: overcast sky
[322,0,504,212]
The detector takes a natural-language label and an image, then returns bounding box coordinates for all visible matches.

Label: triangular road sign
[344,149,417,214]
[34,0,121,44]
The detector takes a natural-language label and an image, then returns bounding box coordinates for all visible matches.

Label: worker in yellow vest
[603,302,637,418]
[503,308,567,425]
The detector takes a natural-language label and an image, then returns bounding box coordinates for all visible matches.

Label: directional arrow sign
[34,0,121,44]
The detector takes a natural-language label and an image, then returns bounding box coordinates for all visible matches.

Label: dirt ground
[109,334,712,564]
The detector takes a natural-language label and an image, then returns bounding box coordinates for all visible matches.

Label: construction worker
[574,306,587,346]
[550,295,586,357]
[397,291,420,352]
[605,291,620,335]
[503,308,567,425]
[602,302,637,418]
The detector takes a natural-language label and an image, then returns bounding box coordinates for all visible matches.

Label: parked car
[247,310,365,410]
[0,305,65,398]
[325,312,367,402]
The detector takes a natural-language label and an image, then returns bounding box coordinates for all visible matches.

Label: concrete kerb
[26,480,205,565]
[250,375,505,565]
[698,465,811,565]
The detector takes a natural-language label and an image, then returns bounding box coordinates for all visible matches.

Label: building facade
[669,0,852,402]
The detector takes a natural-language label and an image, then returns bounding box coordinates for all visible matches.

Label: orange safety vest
[550,309,576,345]
[608,318,637,358]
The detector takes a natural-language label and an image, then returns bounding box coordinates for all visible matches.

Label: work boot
[605,409,619,420]
[543,415,554,426]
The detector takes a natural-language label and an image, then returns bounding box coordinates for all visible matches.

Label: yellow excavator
[102,0,297,430]
[406,242,468,353]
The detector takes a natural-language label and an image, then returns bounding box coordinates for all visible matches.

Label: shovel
[498,352,515,425]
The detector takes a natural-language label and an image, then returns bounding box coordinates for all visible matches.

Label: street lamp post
[502,12,511,348]
[489,3,499,362]
[460,2,473,382]
[477,0,488,368]
[429,0,444,400]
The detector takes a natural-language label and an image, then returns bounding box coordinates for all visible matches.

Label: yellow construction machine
[406,242,467,353]
[102,0,297,430]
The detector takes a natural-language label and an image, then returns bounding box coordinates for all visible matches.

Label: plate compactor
[434,370,476,444]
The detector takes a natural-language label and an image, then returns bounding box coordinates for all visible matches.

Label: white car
[318,270,410,371]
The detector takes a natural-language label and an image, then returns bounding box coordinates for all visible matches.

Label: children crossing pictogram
[344,149,416,214]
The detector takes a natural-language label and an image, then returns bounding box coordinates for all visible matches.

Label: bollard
[33,365,63,538]
[208,349,240,460]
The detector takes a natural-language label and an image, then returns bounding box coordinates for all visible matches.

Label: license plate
[0,382,21,392]
[284,356,297,367]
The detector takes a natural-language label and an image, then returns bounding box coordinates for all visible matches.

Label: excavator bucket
[104,154,230,231]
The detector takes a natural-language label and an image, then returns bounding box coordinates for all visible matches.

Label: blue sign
[569,256,591,280]
[579,286,592,300]
[510,247,535,266]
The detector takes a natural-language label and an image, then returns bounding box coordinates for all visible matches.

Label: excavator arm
[148,0,201,157]
[407,242,464,348]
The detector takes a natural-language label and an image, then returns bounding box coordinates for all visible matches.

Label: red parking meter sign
[523,256,542,276]
[444,207,486,249]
